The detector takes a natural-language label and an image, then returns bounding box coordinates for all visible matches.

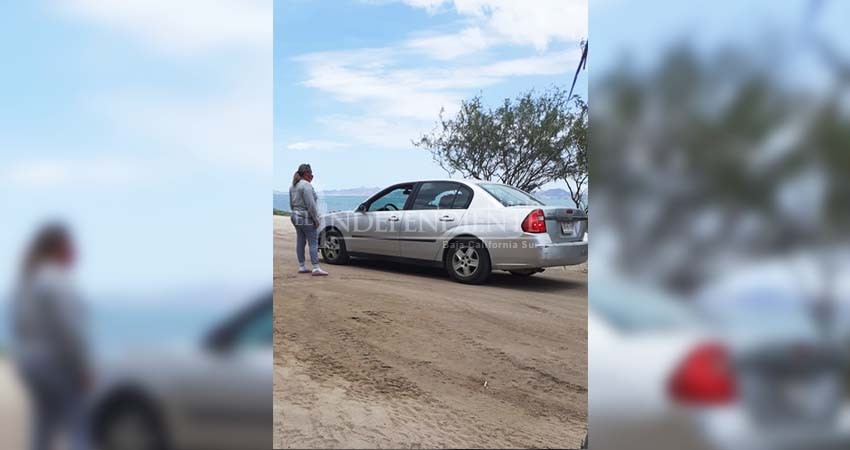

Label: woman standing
[290,164,329,276]
[10,223,91,450]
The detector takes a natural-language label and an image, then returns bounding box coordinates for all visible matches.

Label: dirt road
[273,216,587,449]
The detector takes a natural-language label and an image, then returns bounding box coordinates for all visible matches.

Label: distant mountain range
[273,187,381,197]
[320,186,383,197]
[534,188,571,199]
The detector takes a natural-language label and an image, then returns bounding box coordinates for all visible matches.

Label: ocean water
[274,194,367,214]
[0,298,234,352]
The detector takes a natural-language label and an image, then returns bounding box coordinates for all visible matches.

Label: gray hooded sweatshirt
[289,179,320,226]
[11,264,89,387]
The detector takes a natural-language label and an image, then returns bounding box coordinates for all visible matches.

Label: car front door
[348,184,413,256]
[178,297,273,450]
[399,182,472,261]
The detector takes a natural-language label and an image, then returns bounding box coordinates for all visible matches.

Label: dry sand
[0,358,28,449]
[273,216,587,449]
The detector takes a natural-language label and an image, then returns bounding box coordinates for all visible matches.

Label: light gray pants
[19,363,89,450]
[293,222,320,268]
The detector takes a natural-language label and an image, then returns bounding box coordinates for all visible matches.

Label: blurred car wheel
[95,397,168,450]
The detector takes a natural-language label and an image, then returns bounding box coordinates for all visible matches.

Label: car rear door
[399,182,471,261]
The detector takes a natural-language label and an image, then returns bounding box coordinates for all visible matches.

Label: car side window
[368,186,412,212]
[411,182,467,210]
[233,302,273,349]
[451,186,473,209]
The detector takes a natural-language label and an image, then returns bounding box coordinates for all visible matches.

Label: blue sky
[274,0,588,192]
[0,1,271,301]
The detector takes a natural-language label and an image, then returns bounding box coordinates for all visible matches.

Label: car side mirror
[203,324,235,355]
[356,203,367,213]
[204,335,229,355]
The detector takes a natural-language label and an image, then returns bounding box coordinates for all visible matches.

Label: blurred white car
[90,293,272,450]
[589,277,850,450]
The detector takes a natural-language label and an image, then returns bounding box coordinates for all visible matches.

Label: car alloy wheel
[452,246,480,277]
[321,229,350,264]
[325,235,341,260]
[445,238,491,284]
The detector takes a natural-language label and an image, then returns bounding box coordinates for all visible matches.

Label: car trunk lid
[541,206,587,242]
[734,340,845,427]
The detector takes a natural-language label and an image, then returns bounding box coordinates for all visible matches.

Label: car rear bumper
[488,237,588,270]
[695,405,850,450]
[592,407,850,450]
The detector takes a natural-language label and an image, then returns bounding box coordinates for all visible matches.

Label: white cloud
[55,0,270,55]
[402,0,586,51]
[293,0,582,152]
[1,157,150,189]
[480,49,579,77]
[297,49,464,121]
[53,0,273,177]
[88,85,271,174]
[402,0,449,12]
[406,27,492,60]
[297,48,578,121]
[287,140,351,151]
[317,115,430,149]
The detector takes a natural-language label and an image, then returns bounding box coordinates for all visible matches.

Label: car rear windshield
[479,183,544,207]
[591,279,695,332]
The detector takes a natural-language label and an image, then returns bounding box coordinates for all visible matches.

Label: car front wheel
[95,399,168,450]
[321,229,350,264]
[445,238,491,284]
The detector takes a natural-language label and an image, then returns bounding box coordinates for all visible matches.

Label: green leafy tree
[415,87,587,202]
[593,39,850,336]
[562,97,588,211]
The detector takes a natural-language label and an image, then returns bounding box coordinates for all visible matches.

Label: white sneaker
[298,265,310,274]
[312,268,328,276]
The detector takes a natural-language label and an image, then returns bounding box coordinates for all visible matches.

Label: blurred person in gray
[10,223,91,450]
[290,163,328,276]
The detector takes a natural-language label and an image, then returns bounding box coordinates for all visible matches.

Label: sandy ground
[273,216,587,449]
[0,358,28,449]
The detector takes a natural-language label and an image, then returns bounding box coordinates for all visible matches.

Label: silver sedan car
[91,293,272,450]
[319,180,588,284]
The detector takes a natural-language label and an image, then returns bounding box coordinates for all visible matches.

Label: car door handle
[388,216,400,222]
[438,215,455,222]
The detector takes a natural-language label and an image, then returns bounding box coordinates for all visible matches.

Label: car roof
[391,179,503,187]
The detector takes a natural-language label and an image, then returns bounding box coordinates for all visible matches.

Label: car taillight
[668,342,737,406]
[522,209,547,233]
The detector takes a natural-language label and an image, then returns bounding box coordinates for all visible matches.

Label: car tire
[95,398,169,450]
[445,237,491,284]
[321,229,350,264]
[509,269,541,277]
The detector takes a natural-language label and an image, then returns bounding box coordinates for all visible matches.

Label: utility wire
[568,40,588,99]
